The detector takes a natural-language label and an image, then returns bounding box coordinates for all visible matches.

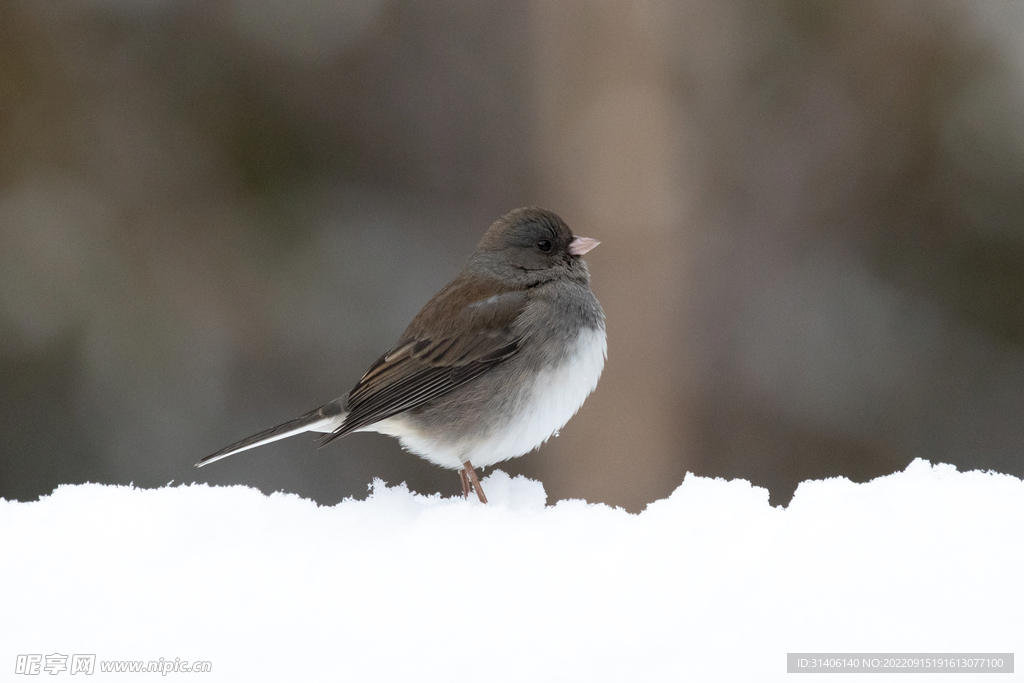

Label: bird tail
[196,402,346,467]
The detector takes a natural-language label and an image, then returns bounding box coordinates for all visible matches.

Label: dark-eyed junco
[196,207,605,503]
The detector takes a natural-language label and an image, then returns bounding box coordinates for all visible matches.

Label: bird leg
[461,461,488,504]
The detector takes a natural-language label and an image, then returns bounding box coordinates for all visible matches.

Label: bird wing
[324,286,529,441]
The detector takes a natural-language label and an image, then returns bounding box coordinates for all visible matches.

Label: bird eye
[536,240,552,252]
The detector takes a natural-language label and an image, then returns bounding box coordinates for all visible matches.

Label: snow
[1,459,1020,681]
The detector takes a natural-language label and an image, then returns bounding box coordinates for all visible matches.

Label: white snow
[1,459,1020,682]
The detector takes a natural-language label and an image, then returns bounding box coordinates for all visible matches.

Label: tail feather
[196,403,346,467]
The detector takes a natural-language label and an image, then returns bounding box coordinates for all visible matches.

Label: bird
[196,207,606,503]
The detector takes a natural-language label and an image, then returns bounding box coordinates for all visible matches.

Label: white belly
[370,326,607,469]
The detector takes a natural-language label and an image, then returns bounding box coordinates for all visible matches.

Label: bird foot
[460,461,488,504]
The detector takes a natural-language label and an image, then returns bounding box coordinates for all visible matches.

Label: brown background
[3,0,1024,511]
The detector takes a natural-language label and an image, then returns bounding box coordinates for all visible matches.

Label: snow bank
[2,460,1020,681]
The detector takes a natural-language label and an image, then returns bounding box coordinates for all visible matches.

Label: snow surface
[1,459,1021,682]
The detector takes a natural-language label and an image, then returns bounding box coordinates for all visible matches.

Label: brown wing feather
[321,283,529,442]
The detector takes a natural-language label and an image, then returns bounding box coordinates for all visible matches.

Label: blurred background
[2,0,1023,511]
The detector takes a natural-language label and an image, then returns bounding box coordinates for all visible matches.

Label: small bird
[196,207,606,503]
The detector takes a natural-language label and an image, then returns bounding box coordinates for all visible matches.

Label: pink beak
[568,236,600,256]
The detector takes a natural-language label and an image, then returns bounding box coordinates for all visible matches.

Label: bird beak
[568,236,600,256]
